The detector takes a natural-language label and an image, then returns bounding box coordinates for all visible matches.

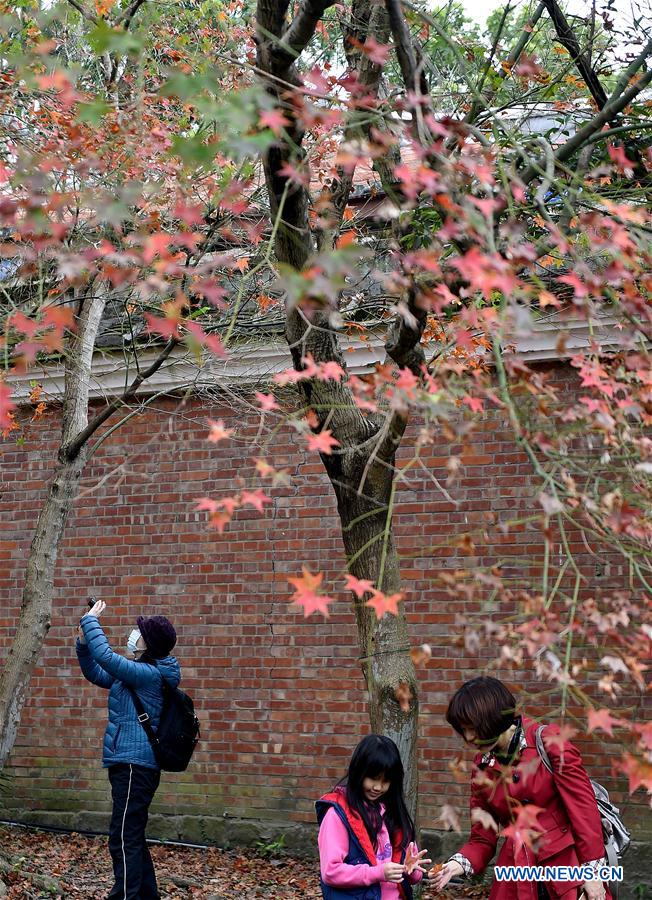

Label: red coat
[458,716,610,900]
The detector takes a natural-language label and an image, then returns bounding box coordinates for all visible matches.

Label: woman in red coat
[432,677,609,900]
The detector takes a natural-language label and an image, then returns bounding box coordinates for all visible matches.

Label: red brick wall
[0,365,648,841]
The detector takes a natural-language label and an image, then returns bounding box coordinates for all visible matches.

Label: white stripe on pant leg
[120,764,133,900]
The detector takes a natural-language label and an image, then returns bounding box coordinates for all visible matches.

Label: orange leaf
[587,707,620,737]
[306,429,340,455]
[288,566,334,618]
[365,588,403,618]
[394,682,413,713]
[206,419,234,443]
[336,230,356,248]
[345,574,374,598]
[410,644,432,667]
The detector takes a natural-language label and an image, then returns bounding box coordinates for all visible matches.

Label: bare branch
[521,66,652,184]
[114,0,148,29]
[607,35,652,104]
[466,1,545,125]
[384,0,419,95]
[385,287,427,377]
[61,337,180,460]
[273,0,338,71]
[65,0,99,25]
[540,0,608,109]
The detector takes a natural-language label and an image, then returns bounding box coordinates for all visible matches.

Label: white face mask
[126,628,142,655]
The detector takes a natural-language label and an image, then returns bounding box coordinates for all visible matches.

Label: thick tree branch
[384,0,419,96]
[540,0,608,109]
[608,35,652,104]
[61,337,179,460]
[272,0,338,71]
[521,66,652,184]
[114,0,148,28]
[385,306,427,377]
[323,0,394,246]
[65,0,99,24]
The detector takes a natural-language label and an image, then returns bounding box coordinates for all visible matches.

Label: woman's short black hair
[446,676,517,742]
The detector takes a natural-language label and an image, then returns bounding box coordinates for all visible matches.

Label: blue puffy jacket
[76,615,181,770]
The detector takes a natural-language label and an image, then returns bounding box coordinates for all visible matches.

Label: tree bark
[256,0,423,813]
[330,446,419,812]
[0,290,105,766]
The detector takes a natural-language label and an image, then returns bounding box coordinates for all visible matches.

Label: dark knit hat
[136,615,177,659]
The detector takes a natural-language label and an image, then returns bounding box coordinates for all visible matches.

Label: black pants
[107,763,161,900]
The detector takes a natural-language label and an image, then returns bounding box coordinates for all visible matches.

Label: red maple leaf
[195,497,219,513]
[277,162,310,187]
[607,143,635,177]
[194,279,228,307]
[255,391,279,411]
[259,108,291,135]
[318,361,345,382]
[206,419,234,443]
[144,314,181,340]
[462,395,484,413]
[558,272,589,298]
[240,489,272,512]
[361,36,391,65]
[0,382,15,429]
[142,231,172,264]
[365,588,403,619]
[42,305,76,332]
[10,310,40,338]
[184,321,227,358]
[345,574,374,598]
[587,707,621,738]
[306,429,340,455]
[288,567,334,618]
[502,804,545,854]
[620,753,652,795]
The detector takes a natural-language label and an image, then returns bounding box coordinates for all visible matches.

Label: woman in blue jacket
[76,599,180,900]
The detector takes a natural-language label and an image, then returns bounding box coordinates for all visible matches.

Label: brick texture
[0,362,649,841]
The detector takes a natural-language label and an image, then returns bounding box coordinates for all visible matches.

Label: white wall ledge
[7,314,626,404]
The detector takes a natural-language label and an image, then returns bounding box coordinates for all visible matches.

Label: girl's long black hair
[340,734,415,852]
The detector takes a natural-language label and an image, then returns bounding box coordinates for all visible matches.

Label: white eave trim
[7,313,626,404]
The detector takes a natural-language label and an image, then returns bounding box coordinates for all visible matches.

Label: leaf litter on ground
[0,824,489,898]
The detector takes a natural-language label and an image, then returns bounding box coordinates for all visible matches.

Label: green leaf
[76,97,111,124]
[88,20,143,55]
[170,133,218,168]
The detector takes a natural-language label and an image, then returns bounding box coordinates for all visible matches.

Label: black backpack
[130,682,200,772]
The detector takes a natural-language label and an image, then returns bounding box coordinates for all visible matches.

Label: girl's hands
[404,842,432,875]
[430,859,464,892]
[77,625,86,643]
[87,599,106,618]
[382,862,406,883]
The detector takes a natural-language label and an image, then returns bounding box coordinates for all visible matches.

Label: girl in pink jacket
[316,735,430,900]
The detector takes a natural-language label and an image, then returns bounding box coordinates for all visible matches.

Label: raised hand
[87,599,106,619]
[404,842,432,875]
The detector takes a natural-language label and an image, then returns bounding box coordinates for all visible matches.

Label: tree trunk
[0,291,106,767]
[325,444,419,817]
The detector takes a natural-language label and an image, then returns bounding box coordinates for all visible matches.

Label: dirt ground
[0,824,489,899]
